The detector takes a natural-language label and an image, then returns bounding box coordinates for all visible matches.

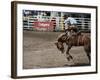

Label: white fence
[23,16,91,31]
[75,18,91,31]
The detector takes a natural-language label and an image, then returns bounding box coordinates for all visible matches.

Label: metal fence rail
[23,16,91,32]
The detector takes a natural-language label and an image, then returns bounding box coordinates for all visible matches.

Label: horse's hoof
[61,50,65,54]
[67,57,71,61]
[67,56,73,61]
[69,55,73,59]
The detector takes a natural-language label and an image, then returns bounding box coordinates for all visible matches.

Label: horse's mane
[57,33,66,39]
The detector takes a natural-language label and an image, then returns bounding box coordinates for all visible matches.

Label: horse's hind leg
[84,45,91,65]
[66,45,73,61]
[87,53,91,65]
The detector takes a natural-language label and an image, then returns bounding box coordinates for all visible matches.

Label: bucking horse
[54,32,91,65]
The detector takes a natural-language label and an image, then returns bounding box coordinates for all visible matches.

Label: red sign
[33,21,54,31]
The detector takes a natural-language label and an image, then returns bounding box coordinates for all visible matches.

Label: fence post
[61,17,64,31]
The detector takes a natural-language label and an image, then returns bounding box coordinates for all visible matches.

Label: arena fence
[23,16,91,32]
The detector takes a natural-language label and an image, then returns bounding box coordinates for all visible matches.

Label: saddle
[66,31,81,42]
[67,31,83,46]
[67,26,78,32]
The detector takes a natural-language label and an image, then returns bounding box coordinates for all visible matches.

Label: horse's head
[54,41,65,53]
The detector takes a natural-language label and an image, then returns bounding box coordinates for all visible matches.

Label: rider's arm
[64,18,70,24]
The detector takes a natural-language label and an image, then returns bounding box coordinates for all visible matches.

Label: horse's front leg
[66,45,73,61]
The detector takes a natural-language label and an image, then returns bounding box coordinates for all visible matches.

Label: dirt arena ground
[23,30,90,69]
